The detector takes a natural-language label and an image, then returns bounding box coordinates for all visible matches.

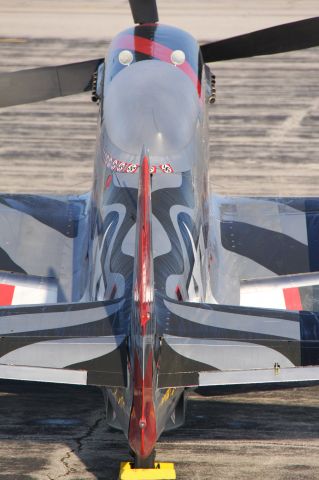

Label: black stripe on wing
[221,221,309,275]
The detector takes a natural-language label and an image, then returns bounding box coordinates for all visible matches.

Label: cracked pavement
[1,1,319,479]
[2,381,319,479]
[0,381,126,480]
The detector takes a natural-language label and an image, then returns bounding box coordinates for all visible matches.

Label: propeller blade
[201,16,319,63]
[128,0,158,24]
[0,58,103,108]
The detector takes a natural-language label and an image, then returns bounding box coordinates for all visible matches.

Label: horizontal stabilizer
[0,364,87,386]
[157,296,319,388]
[0,58,103,108]
[199,366,319,388]
[0,298,128,387]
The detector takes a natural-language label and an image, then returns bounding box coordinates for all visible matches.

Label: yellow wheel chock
[119,462,176,480]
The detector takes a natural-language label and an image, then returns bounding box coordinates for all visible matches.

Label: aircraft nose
[103,60,200,156]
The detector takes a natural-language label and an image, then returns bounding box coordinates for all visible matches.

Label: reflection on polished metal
[119,50,134,66]
[170,50,186,66]
[1,0,319,477]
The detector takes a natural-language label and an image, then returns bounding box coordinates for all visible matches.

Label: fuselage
[88,23,212,461]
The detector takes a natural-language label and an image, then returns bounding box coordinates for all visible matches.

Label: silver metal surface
[1,1,319,478]
[200,366,319,386]
[0,365,87,384]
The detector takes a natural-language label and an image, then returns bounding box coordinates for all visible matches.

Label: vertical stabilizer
[128,150,157,462]
[133,149,154,334]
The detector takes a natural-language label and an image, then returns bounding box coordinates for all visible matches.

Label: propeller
[200,16,319,63]
[128,0,158,24]
[0,58,103,108]
[1,4,319,109]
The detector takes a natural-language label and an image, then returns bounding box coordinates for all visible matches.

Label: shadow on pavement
[1,381,319,479]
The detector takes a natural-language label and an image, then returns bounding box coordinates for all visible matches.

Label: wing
[209,195,319,310]
[157,296,319,389]
[0,193,90,303]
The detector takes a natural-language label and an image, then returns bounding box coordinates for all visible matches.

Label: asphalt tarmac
[2,381,319,479]
[1,1,319,479]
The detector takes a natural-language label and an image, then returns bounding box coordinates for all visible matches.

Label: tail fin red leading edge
[128,151,157,460]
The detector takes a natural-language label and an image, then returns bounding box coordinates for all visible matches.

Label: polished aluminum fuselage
[87,23,211,459]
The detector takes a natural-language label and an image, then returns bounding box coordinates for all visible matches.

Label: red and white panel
[240,278,308,311]
[0,275,57,306]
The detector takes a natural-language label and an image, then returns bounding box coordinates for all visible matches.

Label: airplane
[0,0,319,477]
